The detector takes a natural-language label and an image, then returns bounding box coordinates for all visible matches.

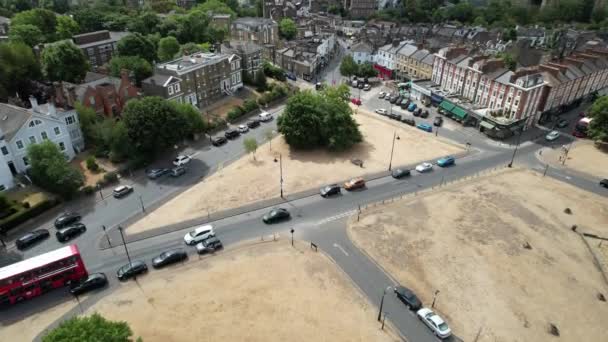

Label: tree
[157,36,180,62]
[194,0,236,18]
[39,0,70,13]
[172,102,206,135]
[27,140,84,198]
[264,129,274,151]
[243,137,258,160]
[10,8,57,41]
[254,70,267,91]
[279,18,297,40]
[42,313,134,342]
[179,42,207,55]
[0,42,41,101]
[339,55,358,79]
[117,33,157,63]
[55,16,80,40]
[41,40,89,83]
[498,53,517,71]
[74,102,100,147]
[72,8,104,33]
[109,56,153,87]
[8,24,43,47]
[356,62,378,78]
[587,96,608,142]
[502,27,517,42]
[127,11,162,35]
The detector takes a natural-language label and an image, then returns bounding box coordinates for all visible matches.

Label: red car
[572,130,586,138]
[351,98,362,105]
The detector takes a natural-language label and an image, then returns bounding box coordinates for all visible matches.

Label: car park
[408,103,417,112]
[394,285,422,311]
[247,119,261,128]
[56,223,86,242]
[600,179,608,188]
[170,166,186,177]
[15,229,50,250]
[54,212,81,229]
[237,124,249,133]
[363,84,371,91]
[401,117,416,126]
[417,308,452,339]
[556,119,569,128]
[391,168,411,179]
[184,225,215,245]
[350,98,362,105]
[433,117,443,126]
[211,136,227,146]
[416,123,433,133]
[146,168,170,179]
[225,128,240,139]
[420,110,429,118]
[375,108,387,115]
[173,155,191,166]
[195,236,223,254]
[152,249,188,268]
[262,208,291,224]
[259,111,273,122]
[69,273,108,295]
[112,185,133,199]
[415,162,433,173]
[117,261,148,281]
[344,177,365,191]
[320,184,341,197]
[437,156,455,167]
[545,130,560,141]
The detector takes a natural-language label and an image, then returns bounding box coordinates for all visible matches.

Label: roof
[495,70,514,85]
[0,16,10,25]
[411,49,430,61]
[142,74,172,86]
[397,44,418,57]
[154,53,235,76]
[233,17,276,29]
[0,103,33,141]
[0,245,79,281]
[75,31,129,49]
[221,41,262,55]
[421,54,435,66]
[351,41,373,53]
[457,57,472,68]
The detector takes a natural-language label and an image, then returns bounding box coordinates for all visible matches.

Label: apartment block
[71,31,129,69]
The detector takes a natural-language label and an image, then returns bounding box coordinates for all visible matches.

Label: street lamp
[274,153,284,198]
[508,127,523,168]
[378,286,394,321]
[101,225,111,248]
[431,290,440,309]
[388,131,398,171]
[117,226,132,267]
[290,228,294,247]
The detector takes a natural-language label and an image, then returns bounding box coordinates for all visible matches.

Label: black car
[388,113,401,121]
[152,249,188,268]
[357,82,364,89]
[320,184,341,197]
[247,119,261,128]
[389,96,398,104]
[391,168,411,179]
[556,119,569,128]
[225,129,240,139]
[56,223,86,242]
[401,117,416,126]
[54,212,81,229]
[394,286,422,311]
[262,208,290,224]
[69,273,108,295]
[117,260,148,281]
[412,109,421,117]
[600,179,608,188]
[414,108,423,117]
[195,236,223,254]
[420,110,429,118]
[212,136,227,146]
[146,168,170,179]
[433,116,443,127]
[15,229,50,250]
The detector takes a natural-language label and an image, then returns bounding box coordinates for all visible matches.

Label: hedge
[0,198,59,233]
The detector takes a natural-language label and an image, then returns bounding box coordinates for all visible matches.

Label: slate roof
[421,54,435,66]
[411,49,430,61]
[0,103,32,142]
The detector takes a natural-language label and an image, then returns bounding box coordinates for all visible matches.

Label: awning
[439,101,455,112]
[479,121,495,130]
[450,106,468,120]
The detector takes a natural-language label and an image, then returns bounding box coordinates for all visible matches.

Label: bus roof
[0,245,80,281]
[579,117,592,124]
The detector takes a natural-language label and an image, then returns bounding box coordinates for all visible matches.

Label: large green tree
[8,24,43,47]
[194,0,236,17]
[109,56,153,87]
[172,102,206,135]
[355,62,378,78]
[0,41,41,101]
[56,16,80,40]
[157,36,180,62]
[588,96,608,142]
[42,313,134,342]
[41,40,89,83]
[278,84,362,151]
[72,8,105,33]
[117,33,157,63]
[339,55,358,79]
[10,8,57,41]
[27,140,84,198]
[279,18,297,40]
[127,11,162,35]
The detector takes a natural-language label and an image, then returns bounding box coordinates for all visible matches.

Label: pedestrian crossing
[316,210,357,225]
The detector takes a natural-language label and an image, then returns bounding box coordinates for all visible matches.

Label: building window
[28,136,36,144]
[65,116,75,125]
[23,156,29,166]
[89,96,95,105]
[29,121,35,128]
[168,85,174,95]
[41,131,48,140]
[54,127,61,135]
[16,140,24,149]
[59,142,66,151]
[174,83,180,92]
[0,185,5,191]
[1,146,8,155]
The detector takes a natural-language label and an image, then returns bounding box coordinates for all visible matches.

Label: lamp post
[139,195,145,213]
[101,225,111,248]
[431,290,440,309]
[275,154,284,198]
[290,228,294,247]
[377,286,393,322]
[117,226,132,267]
[388,131,397,171]
[508,127,523,168]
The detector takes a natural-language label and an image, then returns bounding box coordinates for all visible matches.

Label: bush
[103,171,118,184]
[86,156,99,172]
[22,201,30,209]
[0,198,59,233]
[227,106,245,121]
[242,99,259,113]
[82,185,96,195]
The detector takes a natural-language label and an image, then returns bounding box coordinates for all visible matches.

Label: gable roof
[0,103,32,142]
[351,41,373,53]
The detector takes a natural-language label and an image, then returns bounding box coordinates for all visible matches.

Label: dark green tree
[10,8,57,41]
[127,11,162,35]
[172,102,206,135]
[41,40,89,82]
[356,62,378,78]
[42,313,134,342]
[279,18,297,40]
[339,55,358,79]
[179,42,204,55]
[194,0,237,17]
[117,33,157,63]
[27,140,84,199]
[8,24,43,47]
[588,96,608,142]
[109,56,153,87]
[502,27,517,42]
[74,102,100,147]
[0,41,41,101]
[72,8,105,33]
[55,16,80,40]
[39,0,70,13]
[157,36,180,62]
[254,70,267,91]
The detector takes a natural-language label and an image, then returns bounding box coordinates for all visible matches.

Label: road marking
[189,151,200,158]
[316,210,357,225]
[333,243,349,256]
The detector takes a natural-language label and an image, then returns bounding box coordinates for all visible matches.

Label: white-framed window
[1,146,8,155]
[168,85,174,95]
[174,83,180,92]
[54,127,61,135]
[29,121,35,128]
[41,131,48,140]
[23,156,29,166]
[65,116,75,125]
[59,142,65,151]
[16,140,24,149]
[28,136,36,144]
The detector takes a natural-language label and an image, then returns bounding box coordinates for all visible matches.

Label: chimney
[392,39,400,47]
[47,102,56,116]
[150,78,156,85]
[29,96,39,111]
[53,82,66,108]
[66,85,77,107]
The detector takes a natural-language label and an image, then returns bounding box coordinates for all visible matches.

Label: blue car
[416,123,433,133]
[408,103,417,112]
[437,156,455,167]
[285,72,296,81]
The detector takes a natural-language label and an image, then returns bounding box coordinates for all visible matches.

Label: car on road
[357,82,364,89]
[16,229,50,250]
[146,168,170,179]
[378,92,386,99]
[388,113,401,120]
[556,119,569,128]
[173,155,191,166]
[211,136,228,146]
[247,119,261,128]
[350,98,362,105]
[394,285,422,311]
[262,208,291,224]
[416,123,433,133]
[420,110,429,118]
[320,184,341,197]
[363,84,371,91]
[600,179,608,188]
[572,130,586,138]
[54,212,81,229]
[113,185,133,198]
[56,223,86,242]
[375,108,387,115]
[69,273,108,295]
[415,162,433,173]
[437,156,455,167]
[344,177,365,191]
[195,236,223,254]
[170,166,186,177]
[417,308,452,339]
[259,111,273,122]
[401,117,416,126]
[408,103,417,112]
[225,128,240,139]
[391,168,411,179]
[184,225,215,245]
[152,248,188,268]
[545,130,560,141]
[433,117,443,127]
[414,108,422,117]
[237,124,249,133]
[389,95,398,104]
[385,93,394,101]
[117,261,148,281]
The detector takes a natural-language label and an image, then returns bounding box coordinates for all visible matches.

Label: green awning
[479,121,495,130]
[439,101,455,112]
[450,106,468,120]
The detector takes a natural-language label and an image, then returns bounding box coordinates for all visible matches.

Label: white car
[416,308,452,339]
[545,130,560,141]
[237,124,249,133]
[183,225,215,245]
[375,108,387,115]
[173,155,191,166]
[378,91,386,99]
[415,162,433,173]
[258,111,273,122]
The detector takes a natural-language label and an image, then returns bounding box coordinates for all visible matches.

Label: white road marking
[189,151,200,158]
[316,210,357,225]
[333,243,349,256]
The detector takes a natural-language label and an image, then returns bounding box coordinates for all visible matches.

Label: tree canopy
[41,40,89,83]
[27,140,84,198]
[279,18,297,40]
[194,0,237,18]
[117,33,157,63]
[8,24,43,47]
[42,313,134,342]
[339,55,358,78]
[56,15,80,40]
[157,36,180,62]
[588,96,608,142]
[109,56,153,87]
[10,8,57,41]
[0,41,41,102]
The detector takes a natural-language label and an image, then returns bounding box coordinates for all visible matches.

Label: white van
[184,225,215,245]
[258,111,273,122]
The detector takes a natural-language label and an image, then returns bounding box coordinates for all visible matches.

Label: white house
[0,98,84,191]
[350,41,373,64]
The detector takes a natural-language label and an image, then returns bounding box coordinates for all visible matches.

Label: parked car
[579,111,586,117]
[401,117,416,126]
[170,166,186,177]
[320,184,341,197]
[344,177,365,191]
[315,82,323,90]
[54,212,81,229]
[433,117,443,127]
[116,261,148,281]
[357,82,364,89]
[211,136,227,146]
[259,111,273,122]
[437,156,455,167]
[225,128,240,139]
[375,108,388,115]
[414,108,423,117]
[600,179,608,188]
[389,96,398,104]
[394,285,422,311]
[152,248,188,268]
[247,119,261,128]
[351,98,362,105]
[378,92,386,99]
[417,308,452,339]
[112,185,133,199]
[363,84,371,91]
[262,208,291,224]
[285,72,296,81]
[351,80,358,87]
[69,273,108,295]
[416,123,433,133]
[408,103,417,112]
[15,229,50,250]
[173,155,191,167]
[391,168,411,179]
[420,110,429,118]
[195,236,223,254]
[556,119,569,128]
[146,168,169,179]
[56,223,86,242]
[572,130,586,138]
[545,130,560,141]
[412,109,421,117]
[415,162,433,173]
[237,124,249,133]
[388,113,401,120]
[184,225,215,245]
[385,93,394,101]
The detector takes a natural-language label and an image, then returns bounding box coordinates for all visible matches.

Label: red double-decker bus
[0,245,88,307]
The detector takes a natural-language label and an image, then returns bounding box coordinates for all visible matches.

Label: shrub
[22,201,30,209]
[242,99,259,113]
[109,151,126,164]
[86,156,99,172]
[227,106,245,121]
[0,198,59,232]
[103,171,118,184]
[82,185,96,195]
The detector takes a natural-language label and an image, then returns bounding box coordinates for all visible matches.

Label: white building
[316,34,336,60]
[0,98,84,191]
[350,41,373,64]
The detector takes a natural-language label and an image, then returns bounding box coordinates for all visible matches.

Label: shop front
[431,93,444,107]
[373,64,393,80]
[411,82,432,105]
